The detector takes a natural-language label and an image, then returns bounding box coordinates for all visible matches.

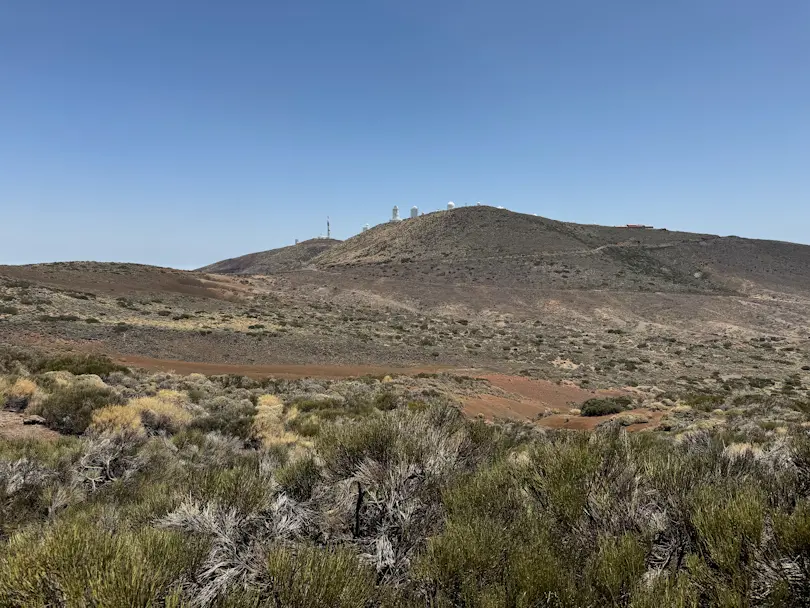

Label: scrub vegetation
[2,350,810,606]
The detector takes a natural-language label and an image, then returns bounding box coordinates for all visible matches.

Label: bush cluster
[2,361,810,606]
[580,396,633,416]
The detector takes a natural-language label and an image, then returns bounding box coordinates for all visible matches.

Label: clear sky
[2,1,808,268]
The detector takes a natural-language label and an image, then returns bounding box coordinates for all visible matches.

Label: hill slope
[199,238,340,275]
[312,207,810,294]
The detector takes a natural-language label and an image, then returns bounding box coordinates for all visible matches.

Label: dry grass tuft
[91,405,145,435]
[90,391,195,435]
[253,394,301,447]
[10,378,37,398]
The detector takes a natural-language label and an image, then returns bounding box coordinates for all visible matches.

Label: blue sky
[2,0,808,268]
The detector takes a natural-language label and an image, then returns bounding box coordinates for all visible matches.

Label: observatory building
[447,201,455,210]
[410,206,418,218]
[391,206,401,222]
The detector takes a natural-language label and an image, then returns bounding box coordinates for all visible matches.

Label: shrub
[690,484,764,575]
[580,397,633,417]
[9,378,37,399]
[0,305,18,315]
[91,404,145,435]
[0,521,205,606]
[748,377,775,389]
[276,455,321,501]
[189,399,257,442]
[373,389,399,411]
[38,384,118,434]
[286,414,321,437]
[0,458,55,538]
[684,393,726,411]
[260,546,378,608]
[317,415,399,478]
[91,391,196,436]
[38,314,80,322]
[586,533,646,604]
[36,354,128,377]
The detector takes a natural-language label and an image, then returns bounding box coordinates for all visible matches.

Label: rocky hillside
[198,238,340,275]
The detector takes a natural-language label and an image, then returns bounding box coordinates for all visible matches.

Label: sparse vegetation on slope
[198,237,341,275]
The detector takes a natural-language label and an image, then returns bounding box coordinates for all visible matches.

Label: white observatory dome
[391,206,401,222]
[447,201,455,210]
[410,206,418,218]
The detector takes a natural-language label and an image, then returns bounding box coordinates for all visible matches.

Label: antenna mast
[327,217,331,239]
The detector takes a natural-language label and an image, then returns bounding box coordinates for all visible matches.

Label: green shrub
[38,384,118,434]
[188,463,272,514]
[286,414,321,437]
[580,397,633,416]
[690,485,764,576]
[373,389,398,411]
[0,521,205,606]
[261,546,377,607]
[586,534,647,604]
[317,415,398,478]
[189,401,257,442]
[526,435,602,527]
[187,388,205,404]
[628,571,699,608]
[683,393,726,411]
[748,377,775,389]
[276,456,321,501]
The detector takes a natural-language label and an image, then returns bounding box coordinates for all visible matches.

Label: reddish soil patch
[464,375,660,431]
[464,395,549,421]
[0,412,61,441]
[538,408,665,432]
[116,354,453,380]
[478,374,618,410]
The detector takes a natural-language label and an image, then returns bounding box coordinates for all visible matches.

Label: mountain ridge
[202,207,810,295]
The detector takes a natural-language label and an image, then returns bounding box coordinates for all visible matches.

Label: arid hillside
[2,258,809,394]
[199,237,341,275]
[2,208,810,392]
[310,207,810,294]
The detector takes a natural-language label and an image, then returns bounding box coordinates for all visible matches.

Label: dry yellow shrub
[129,396,194,427]
[10,378,37,398]
[253,395,299,447]
[91,405,145,434]
[89,392,194,435]
[156,389,186,404]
